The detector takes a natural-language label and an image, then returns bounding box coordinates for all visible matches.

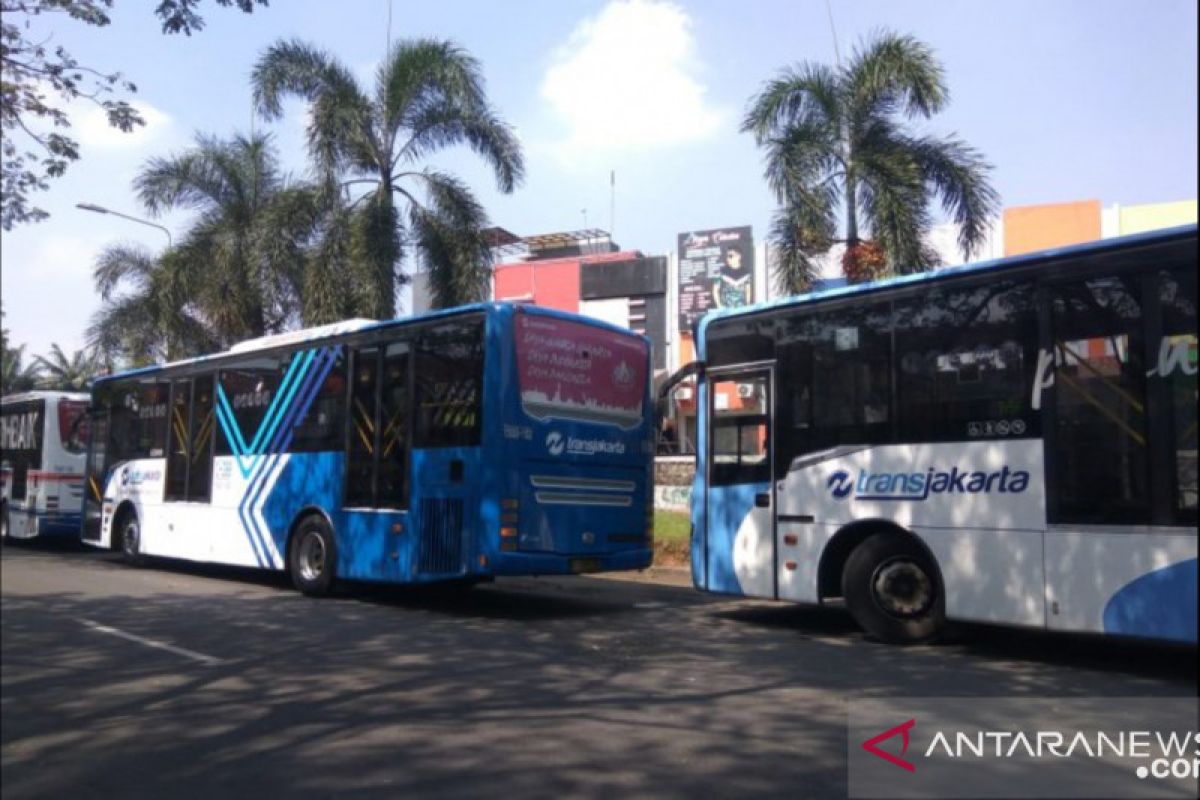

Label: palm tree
[34,344,100,391]
[743,31,999,293]
[134,132,323,343]
[87,243,216,365]
[2,343,41,393]
[1,304,42,393]
[252,38,525,314]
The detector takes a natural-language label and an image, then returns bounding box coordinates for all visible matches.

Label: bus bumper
[489,547,653,576]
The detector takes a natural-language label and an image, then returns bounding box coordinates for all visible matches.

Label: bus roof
[696,223,1198,343]
[1,390,90,405]
[95,301,650,385]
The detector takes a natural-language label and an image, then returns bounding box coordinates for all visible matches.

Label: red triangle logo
[862,719,916,772]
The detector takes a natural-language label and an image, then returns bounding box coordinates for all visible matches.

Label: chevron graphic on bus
[828,466,1031,501]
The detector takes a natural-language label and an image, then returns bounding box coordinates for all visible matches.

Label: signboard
[677,226,754,331]
[515,312,647,429]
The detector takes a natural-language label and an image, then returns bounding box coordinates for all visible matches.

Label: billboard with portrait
[677,226,754,331]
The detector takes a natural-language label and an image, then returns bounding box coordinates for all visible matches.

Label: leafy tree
[2,305,41,392]
[1,343,41,393]
[33,342,98,389]
[134,131,323,343]
[1,303,41,392]
[1,0,268,229]
[743,31,999,293]
[252,38,524,316]
[87,242,215,365]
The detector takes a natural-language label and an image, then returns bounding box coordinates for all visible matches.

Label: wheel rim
[871,558,933,619]
[123,520,139,556]
[298,532,325,583]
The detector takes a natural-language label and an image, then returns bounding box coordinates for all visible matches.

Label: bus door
[82,404,109,543]
[705,365,775,598]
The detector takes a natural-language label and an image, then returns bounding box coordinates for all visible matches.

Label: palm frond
[846,30,947,120]
[93,243,157,301]
[905,134,1000,259]
[405,171,492,309]
[741,62,841,143]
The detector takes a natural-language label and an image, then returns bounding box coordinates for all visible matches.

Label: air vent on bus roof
[228,318,378,353]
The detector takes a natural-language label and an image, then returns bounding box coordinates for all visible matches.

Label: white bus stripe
[80,619,224,667]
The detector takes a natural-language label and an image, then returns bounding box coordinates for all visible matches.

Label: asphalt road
[2,541,1195,799]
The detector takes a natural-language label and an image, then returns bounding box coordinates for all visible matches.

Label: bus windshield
[514,312,647,430]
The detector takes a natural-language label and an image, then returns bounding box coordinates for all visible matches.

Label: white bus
[1,391,90,541]
[671,225,1197,644]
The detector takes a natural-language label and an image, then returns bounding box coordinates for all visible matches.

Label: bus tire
[1,502,9,544]
[289,516,337,597]
[118,510,143,566]
[842,531,944,644]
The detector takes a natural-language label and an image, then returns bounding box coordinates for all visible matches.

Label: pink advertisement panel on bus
[515,312,647,429]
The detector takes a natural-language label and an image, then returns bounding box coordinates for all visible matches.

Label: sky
[2,0,1197,359]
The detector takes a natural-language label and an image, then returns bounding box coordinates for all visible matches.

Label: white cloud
[73,100,172,151]
[540,0,725,159]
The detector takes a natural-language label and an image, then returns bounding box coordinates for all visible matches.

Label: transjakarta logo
[544,431,625,457]
[828,465,1030,501]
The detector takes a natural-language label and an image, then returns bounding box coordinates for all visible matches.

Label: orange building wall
[1003,199,1102,256]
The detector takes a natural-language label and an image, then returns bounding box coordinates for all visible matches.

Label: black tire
[118,510,143,566]
[289,516,337,597]
[842,531,945,644]
[1,503,10,545]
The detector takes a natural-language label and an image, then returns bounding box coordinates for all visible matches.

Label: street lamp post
[76,202,173,247]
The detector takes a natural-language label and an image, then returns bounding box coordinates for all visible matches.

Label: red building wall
[492,251,642,313]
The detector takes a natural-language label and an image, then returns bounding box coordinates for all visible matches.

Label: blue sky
[2,0,1197,358]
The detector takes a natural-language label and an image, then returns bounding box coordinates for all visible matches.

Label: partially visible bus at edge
[2,391,90,542]
[82,304,654,593]
[672,225,1196,644]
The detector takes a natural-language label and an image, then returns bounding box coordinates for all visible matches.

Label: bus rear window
[515,312,647,429]
[59,400,89,453]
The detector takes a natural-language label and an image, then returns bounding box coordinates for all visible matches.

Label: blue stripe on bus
[215,348,316,479]
[1103,558,1198,643]
[214,390,250,456]
[237,346,338,568]
[240,350,326,566]
[229,348,322,565]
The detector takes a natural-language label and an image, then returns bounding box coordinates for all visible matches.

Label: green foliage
[89,132,321,363]
[0,0,268,229]
[1,302,41,393]
[252,37,524,316]
[33,342,99,390]
[743,31,999,294]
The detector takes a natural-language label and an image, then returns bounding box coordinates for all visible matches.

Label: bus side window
[1049,274,1149,524]
[809,302,893,452]
[893,280,1039,443]
[291,349,346,453]
[376,342,410,509]
[346,347,380,507]
[414,321,483,449]
[1159,268,1197,521]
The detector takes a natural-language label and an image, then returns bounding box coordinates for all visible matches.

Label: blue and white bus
[82,304,654,594]
[2,391,90,541]
[673,225,1196,644]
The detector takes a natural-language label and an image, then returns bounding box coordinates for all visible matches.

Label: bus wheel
[119,512,143,566]
[842,532,944,644]
[289,517,337,597]
[1,503,9,544]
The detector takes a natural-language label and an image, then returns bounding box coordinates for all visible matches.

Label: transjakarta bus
[82,304,653,594]
[2,391,90,541]
[676,225,1196,644]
